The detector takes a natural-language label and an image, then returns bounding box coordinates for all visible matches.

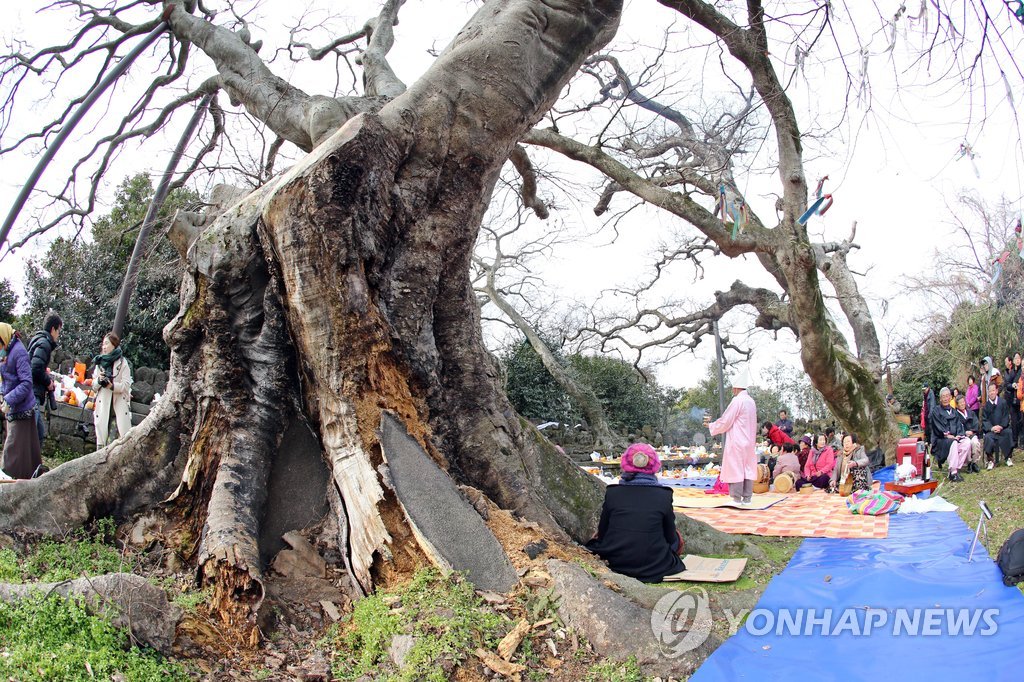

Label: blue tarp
[658,477,715,489]
[874,463,895,483]
[692,512,1024,681]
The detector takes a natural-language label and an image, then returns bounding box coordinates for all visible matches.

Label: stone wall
[28,348,165,458]
[38,400,151,458]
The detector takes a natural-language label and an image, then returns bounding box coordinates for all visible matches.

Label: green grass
[45,444,84,466]
[0,519,184,680]
[328,569,507,681]
[585,656,644,681]
[934,459,1024,592]
[0,591,185,681]
[4,518,132,583]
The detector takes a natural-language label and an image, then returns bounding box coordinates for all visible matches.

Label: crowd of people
[1,312,136,480]
[758,420,872,494]
[587,371,880,582]
[922,353,1023,481]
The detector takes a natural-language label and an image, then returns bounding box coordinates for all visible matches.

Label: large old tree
[0,0,633,631]
[0,0,1011,647]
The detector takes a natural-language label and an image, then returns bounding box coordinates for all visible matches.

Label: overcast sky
[2,0,1021,390]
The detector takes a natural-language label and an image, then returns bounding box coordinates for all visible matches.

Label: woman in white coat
[92,332,133,447]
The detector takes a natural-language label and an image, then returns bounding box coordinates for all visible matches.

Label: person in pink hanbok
[704,369,758,504]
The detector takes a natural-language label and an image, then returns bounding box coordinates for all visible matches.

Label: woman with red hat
[586,443,686,582]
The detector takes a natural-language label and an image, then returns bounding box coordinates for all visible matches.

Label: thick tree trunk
[0,0,656,629]
[780,243,901,461]
[0,6,759,657]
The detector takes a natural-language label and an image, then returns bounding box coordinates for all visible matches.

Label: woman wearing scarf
[831,433,873,494]
[92,332,134,447]
[586,443,685,582]
[0,322,42,479]
[797,434,837,490]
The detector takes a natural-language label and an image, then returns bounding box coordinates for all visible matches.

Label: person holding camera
[0,322,42,479]
[27,311,62,445]
[92,332,133,447]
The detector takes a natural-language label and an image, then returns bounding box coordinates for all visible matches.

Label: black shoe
[971,462,980,473]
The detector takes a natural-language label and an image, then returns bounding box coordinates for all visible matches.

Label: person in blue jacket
[0,323,42,479]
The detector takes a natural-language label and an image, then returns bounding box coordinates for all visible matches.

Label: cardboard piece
[663,555,747,583]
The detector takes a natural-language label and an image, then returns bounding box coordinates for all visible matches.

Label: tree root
[546,559,720,678]
[0,573,182,654]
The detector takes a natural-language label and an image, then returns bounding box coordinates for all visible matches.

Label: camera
[97,375,112,389]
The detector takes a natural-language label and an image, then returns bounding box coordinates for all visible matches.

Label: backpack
[996,528,1024,587]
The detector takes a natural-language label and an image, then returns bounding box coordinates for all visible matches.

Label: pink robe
[708,390,758,484]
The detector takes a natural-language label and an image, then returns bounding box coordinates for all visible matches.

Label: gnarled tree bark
[0,0,699,637]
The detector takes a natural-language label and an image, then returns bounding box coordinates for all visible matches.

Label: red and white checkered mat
[675,489,890,539]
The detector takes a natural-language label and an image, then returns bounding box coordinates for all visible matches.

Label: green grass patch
[936,461,1024,592]
[170,585,214,613]
[6,518,132,583]
[45,445,84,467]
[0,592,185,681]
[327,568,507,681]
[585,656,644,681]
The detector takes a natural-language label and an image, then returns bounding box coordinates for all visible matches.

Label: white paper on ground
[897,495,958,513]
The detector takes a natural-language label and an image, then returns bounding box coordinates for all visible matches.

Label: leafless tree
[0,0,641,645]
[905,191,1023,314]
[524,0,1024,459]
[472,189,619,450]
[0,0,1017,665]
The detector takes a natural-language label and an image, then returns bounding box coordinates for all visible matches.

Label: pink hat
[620,443,661,474]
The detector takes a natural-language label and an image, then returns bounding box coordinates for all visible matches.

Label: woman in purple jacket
[0,323,41,479]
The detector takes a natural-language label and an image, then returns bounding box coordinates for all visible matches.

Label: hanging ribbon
[798,175,833,225]
[957,143,981,178]
[1007,0,1024,24]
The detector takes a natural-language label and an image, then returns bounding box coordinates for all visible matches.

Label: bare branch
[523,127,771,256]
[358,0,408,98]
[508,145,549,219]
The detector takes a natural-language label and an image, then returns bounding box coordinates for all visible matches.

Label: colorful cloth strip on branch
[718,184,748,238]
[798,175,833,225]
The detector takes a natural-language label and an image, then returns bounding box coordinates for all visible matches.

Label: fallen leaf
[532,618,554,630]
[320,600,342,622]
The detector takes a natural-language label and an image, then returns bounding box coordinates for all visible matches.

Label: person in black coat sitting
[586,443,685,583]
[982,382,1014,469]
